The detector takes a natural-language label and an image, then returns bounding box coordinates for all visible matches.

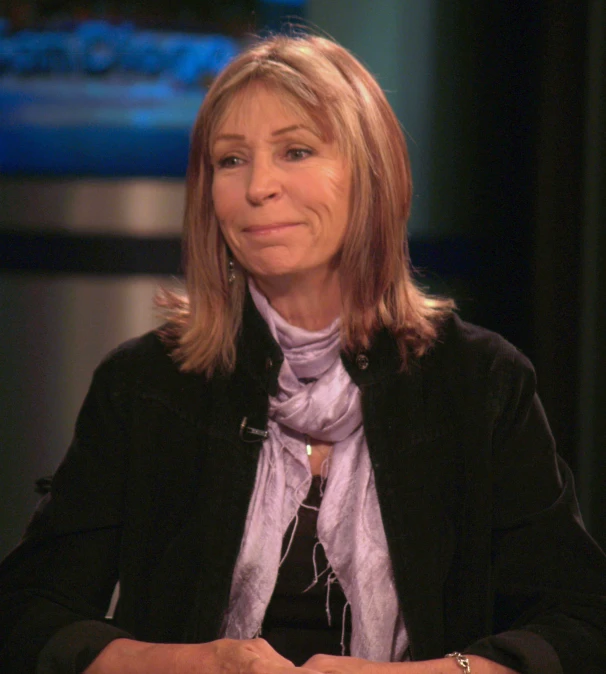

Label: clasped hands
[176,639,474,674]
[86,636,516,674]
[184,638,517,674]
[175,638,379,674]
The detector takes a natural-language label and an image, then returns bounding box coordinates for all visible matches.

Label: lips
[242,222,301,234]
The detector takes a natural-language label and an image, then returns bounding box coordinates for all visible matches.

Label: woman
[1,34,605,674]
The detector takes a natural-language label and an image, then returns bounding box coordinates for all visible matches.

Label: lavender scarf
[221,281,408,661]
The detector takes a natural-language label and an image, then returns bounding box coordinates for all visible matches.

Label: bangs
[205,67,347,158]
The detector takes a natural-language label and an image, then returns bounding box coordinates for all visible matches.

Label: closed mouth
[243,222,301,234]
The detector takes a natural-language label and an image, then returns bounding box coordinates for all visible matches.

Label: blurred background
[1,0,604,557]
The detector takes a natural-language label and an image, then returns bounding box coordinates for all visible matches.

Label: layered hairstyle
[158,33,454,375]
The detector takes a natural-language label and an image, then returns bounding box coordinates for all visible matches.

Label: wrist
[445,652,471,673]
[373,656,516,674]
[84,638,177,674]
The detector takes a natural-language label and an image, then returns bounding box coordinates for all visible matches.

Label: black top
[262,475,350,665]
[2,305,606,674]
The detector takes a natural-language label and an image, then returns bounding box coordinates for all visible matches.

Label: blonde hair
[158,33,454,375]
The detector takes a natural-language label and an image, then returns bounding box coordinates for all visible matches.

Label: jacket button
[265,357,273,371]
[356,353,369,370]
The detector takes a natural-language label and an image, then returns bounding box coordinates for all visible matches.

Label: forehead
[212,82,327,139]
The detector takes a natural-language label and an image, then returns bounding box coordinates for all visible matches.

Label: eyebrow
[213,124,318,144]
[272,124,312,137]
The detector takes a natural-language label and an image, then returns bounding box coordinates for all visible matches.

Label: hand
[86,636,319,674]
[303,655,377,674]
[176,638,298,673]
[303,654,518,674]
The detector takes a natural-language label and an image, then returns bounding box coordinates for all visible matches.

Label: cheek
[212,175,242,222]
[305,175,348,214]
[211,181,227,221]
[320,164,351,208]
[211,185,235,248]
[326,179,351,229]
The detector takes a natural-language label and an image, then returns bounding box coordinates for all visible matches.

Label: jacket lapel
[351,342,458,661]
[184,293,285,641]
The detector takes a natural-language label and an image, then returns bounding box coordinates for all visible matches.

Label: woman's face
[211,84,351,286]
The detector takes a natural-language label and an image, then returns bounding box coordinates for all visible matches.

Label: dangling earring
[228,258,236,285]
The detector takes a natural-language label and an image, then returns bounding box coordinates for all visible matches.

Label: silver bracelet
[445,652,471,673]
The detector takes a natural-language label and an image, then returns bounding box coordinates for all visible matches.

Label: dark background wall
[443,1,605,545]
[451,1,605,546]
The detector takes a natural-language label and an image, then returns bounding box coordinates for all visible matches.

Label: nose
[246,155,282,205]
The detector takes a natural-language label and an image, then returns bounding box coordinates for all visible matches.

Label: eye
[216,155,243,169]
[285,147,312,161]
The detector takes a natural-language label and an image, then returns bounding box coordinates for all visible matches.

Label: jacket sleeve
[0,351,136,674]
[464,346,606,674]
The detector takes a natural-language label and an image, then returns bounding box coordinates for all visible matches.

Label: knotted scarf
[222,280,408,661]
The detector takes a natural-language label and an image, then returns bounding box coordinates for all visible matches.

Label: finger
[249,638,295,667]
[302,654,343,672]
[249,659,299,674]
[302,654,329,668]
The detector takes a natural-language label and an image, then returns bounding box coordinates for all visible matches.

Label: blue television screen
[0,19,240,177]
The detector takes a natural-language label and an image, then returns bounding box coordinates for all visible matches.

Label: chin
[249,268,299,284]
[244,255,307,281]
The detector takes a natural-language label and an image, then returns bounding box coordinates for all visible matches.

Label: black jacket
[1,299,606,674]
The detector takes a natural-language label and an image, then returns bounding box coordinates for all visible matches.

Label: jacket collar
[237,288,404,395]
[237,289,285,397]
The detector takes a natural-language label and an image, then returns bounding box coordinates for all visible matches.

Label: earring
[228,258,236,284]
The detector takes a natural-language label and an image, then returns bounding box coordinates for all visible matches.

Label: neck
[252,268,341,331]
